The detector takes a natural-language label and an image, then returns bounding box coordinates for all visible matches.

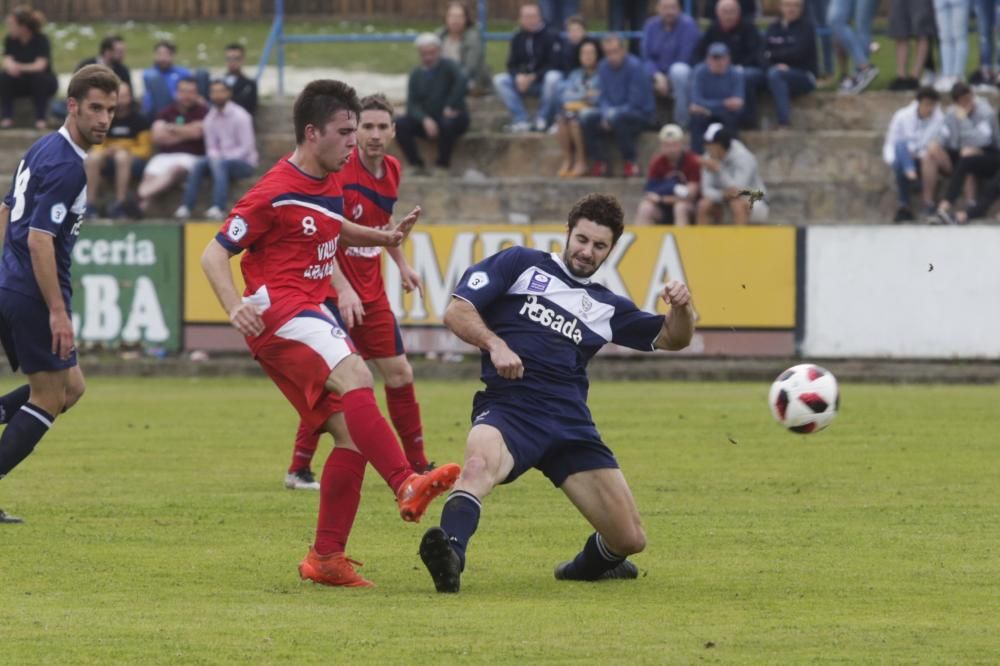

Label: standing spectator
[827,0,879,94]
[641,0,701,128]
[396,33,470,174]
[438,2,491,95]
[539,0,580,31]
[222,43,257,116]
[932,0,972,92]
[932,82,1000,223]
[137,77,207,213]
[580,33,654,178]
[888,0,935,90]
[176,79,257,220]
[609,0,652,54]
[556,37,601,177]
[142,40,192,118]
[971,0,997,86]
[493,2,564,133]
[807,0,835,82]
[697,123,769,224]
[0,6,58,130]
[763,0,817,129]
[83,81,151,219]
[882,86,943,221]
[689,0,765,128]
[635,123,701,226]
[77,34,131,91]
[689,43,745,154]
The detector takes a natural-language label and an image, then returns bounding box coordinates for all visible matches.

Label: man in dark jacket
[763,0,817,128]
[76,34,132,90]
[222,43,258,116]
[492,2,565,132]
[396,33,470,172]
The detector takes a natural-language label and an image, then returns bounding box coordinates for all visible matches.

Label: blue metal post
[478,0,487,45]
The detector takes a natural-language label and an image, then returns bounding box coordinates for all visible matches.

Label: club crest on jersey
[580,294,593,314]
[527,271,551,293]
[227,216,248,241]
[50,203,67,224]
[352,203,364,220]
[518,295,583,344]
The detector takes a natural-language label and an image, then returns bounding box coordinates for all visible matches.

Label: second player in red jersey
[286,94,431,486]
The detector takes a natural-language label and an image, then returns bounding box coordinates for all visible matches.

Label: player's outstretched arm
[444,297,524,380]
[340,206,420,248]
[655,280,696,351]
[200,239,264,337]
[27,230,75,360]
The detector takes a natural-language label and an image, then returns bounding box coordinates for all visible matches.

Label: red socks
[341,388,412,493]
[313,447,366,555]
[385,383,428,472]
[289,420,321,473]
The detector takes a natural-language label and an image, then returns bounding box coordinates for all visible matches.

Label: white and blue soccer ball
[768,364,839,434]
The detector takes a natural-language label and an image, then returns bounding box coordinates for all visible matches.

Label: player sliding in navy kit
[0,65,120,524]
[419,193,697,592]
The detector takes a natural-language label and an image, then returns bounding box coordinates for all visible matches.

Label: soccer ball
[768,364,839,434]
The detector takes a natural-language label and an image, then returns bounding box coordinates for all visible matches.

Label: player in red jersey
[199,80,460,588]
[285,93,431,490]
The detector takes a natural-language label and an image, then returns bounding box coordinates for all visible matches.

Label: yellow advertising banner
[183,224,796,329]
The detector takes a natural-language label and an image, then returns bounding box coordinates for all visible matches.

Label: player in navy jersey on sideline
[0,65,120,524]
[419,193,696,592]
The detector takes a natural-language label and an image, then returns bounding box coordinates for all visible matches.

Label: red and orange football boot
[298,548,375,588]
[396,463,461,523]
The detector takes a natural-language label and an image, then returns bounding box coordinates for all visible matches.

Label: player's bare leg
[420,424,515,593]
[372,354,430,472]
[298,413,374,588]
[325,354,458,522]
[554,468,646,581]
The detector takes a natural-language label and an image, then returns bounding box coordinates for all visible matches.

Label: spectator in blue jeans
[827,0,879,94]
[807,0,834,79]
[764,0,817,128]
[580,34,654,178]
[971,0,997,85]
[689,42,745,154]
[493,2,564,132]
[932,0,972,92]
[176,79,257,220]
[882,87,943,221]
[641,0,701,127]
[539,0,580,30]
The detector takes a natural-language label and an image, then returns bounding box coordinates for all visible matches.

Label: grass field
[1,376,998,664]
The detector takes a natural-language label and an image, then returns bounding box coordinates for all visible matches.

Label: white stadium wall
[802,227,1000,359]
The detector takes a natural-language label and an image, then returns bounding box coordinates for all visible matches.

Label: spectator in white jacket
[697,123,768,224]
[883,86,943,222]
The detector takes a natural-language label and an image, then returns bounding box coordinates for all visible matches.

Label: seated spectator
[176,79,257,220]
[687,0,764,128]
[222,43,257,116]
[827,0,879,94]
[142,40,192,118]
[78,34,131,91]
[763,0,817,129]
[556,37,601,177]
[0,6,57,130]
[137,76,207,213]
[688,43,745,154]
[932,83,1000,224]
[557,15,590,74]
[83,81,151,219]
[641,0,701,128]
[882,86,943,222]
[493,2,564,133]
[703,0,758,22]
[697,124,769,224]
[635,123,701,226]
[888,0,934,90]
[438,2,491,95]
[395,33,470,174]
[580,33,654,178]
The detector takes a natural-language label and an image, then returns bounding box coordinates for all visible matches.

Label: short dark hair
[951,81,972,101]
[707,124,733,150]
[225,43,245,54]
[99,34,122,55]
[176,75,198,89]
[360,93,394,116]
[565,14,586,29]
[210,78,231,91]
[293,79,361,144]
[10,5,45,35]
[154,40,177,54]
[567,193,624,245]
[601,33,626,50]
[67,64,120,102]
[916,86,940,103]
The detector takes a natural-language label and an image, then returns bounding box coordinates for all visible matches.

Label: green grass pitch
[1,376,998,664]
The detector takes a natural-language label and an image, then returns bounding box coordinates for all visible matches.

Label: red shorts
[255,308,357,433]
[326,296,404,360]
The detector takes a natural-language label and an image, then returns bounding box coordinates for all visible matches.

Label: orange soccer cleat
[396,463,461,523]
[298,548,375,588]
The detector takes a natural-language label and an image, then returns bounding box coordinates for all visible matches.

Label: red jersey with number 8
[215,156,346,354]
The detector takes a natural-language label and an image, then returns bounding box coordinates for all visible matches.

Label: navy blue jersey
[0,127,88,306]
[453,247,665,412]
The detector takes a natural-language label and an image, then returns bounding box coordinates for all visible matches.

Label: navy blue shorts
[0,288,77,374]
[470,391,619,487]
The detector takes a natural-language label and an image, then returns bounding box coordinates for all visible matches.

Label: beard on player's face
[563,246,603,277]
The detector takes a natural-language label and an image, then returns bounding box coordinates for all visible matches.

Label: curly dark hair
[293,79,361,144]
[567,193,624,245]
